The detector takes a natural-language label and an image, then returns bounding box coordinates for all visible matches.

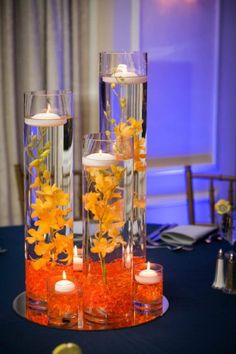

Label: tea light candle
[55,271,75,293]
[73,245,83,271]
[135,262,159,285]
[25,104,67,127]
[82,149,116,167]
[103,64,147,84]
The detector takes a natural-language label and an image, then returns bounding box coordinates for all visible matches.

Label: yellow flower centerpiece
[82,133,134,327]
[24,90,73,315]
[99,51,148,262]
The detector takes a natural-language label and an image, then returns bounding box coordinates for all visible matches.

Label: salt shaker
[212,249,225,290]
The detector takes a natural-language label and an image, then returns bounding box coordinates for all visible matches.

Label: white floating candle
[82,149,116,167]
[55,271,75,293]
[73,245,83,271]
[25,104,67,127]
[135,262,159,285]
[103,64,147,84]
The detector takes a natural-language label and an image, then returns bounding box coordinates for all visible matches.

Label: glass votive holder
[48,271,79,328]
[133,262,163,318]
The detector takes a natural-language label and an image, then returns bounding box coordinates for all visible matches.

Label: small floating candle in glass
[134,262,163,318]
[55,271,75,293]
[48,271,79,328]
[82,149,116,167]
[135,262,159,285]
[25,103,67,127]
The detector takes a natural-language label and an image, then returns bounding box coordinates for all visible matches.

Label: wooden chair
[185,165,236,225]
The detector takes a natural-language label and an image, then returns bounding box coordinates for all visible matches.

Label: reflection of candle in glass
[124,245,132,269]
[82,149,116,167]
[25,104,66,126]
[73,245,83,271]
[55,271,75,293]
[135,262,159,285]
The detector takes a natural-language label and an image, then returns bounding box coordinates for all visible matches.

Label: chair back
[185,165,236,224]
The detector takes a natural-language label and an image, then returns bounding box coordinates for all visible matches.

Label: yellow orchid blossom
[91,238,115,258]
[84,164,126,283]
[26,132,73,270]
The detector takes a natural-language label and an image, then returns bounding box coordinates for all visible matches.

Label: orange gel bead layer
[25,260,73,304]
[83,259,133,325]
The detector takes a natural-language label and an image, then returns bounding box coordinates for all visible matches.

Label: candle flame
[62,270,67,280]
[147,262,150,270]
[116,64,127,73]
[46,103,51,113]
[73,245,78,256]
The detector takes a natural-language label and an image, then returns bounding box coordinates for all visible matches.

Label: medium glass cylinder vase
[99,51,147,263]
[24,90,74,314]
[82,133,134,327]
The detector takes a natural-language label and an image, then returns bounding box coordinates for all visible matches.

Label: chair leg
[185,166,195,224]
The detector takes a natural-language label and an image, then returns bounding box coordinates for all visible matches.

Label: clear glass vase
[99,51,147,263]
[82,133,134,327]
[24,90,74,315]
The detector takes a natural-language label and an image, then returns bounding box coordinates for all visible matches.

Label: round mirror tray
[13,292,169,331]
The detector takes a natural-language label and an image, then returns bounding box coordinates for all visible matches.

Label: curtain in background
[0,0,90,226]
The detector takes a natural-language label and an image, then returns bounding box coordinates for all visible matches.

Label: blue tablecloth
[0,225,236,354]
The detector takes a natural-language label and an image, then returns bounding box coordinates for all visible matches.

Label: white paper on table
[160,225,218,246]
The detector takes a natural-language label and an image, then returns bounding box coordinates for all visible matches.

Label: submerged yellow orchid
[83,164,125,283]
[26,131,73,270]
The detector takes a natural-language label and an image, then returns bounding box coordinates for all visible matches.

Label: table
[0,225,236,354]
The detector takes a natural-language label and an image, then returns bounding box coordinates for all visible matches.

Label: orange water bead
[26,308,48,326]
[25,260,74,302]
[83,259,133,324]
[134,282,163,303]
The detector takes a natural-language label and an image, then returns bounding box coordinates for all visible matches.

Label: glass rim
[24,89,73,97]
[134,262,163,272]
[83,132,133,143]
[100,51,147,56]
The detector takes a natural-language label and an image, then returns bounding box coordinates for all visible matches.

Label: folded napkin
[160,225,218,246]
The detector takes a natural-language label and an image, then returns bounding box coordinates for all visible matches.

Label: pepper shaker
[223,251,236,294]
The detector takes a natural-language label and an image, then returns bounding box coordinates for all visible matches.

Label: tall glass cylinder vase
[24,90,74,315]
[99,51,147,263]
[82,133,134,327]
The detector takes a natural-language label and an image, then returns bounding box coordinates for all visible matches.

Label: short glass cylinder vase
[133,262,163,319]
[48,271,80,328]
[82,133,134,327]
[99,51,148,263]
[24,90,74,314]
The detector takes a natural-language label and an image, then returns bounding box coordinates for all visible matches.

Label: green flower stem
[100,253,107,284]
